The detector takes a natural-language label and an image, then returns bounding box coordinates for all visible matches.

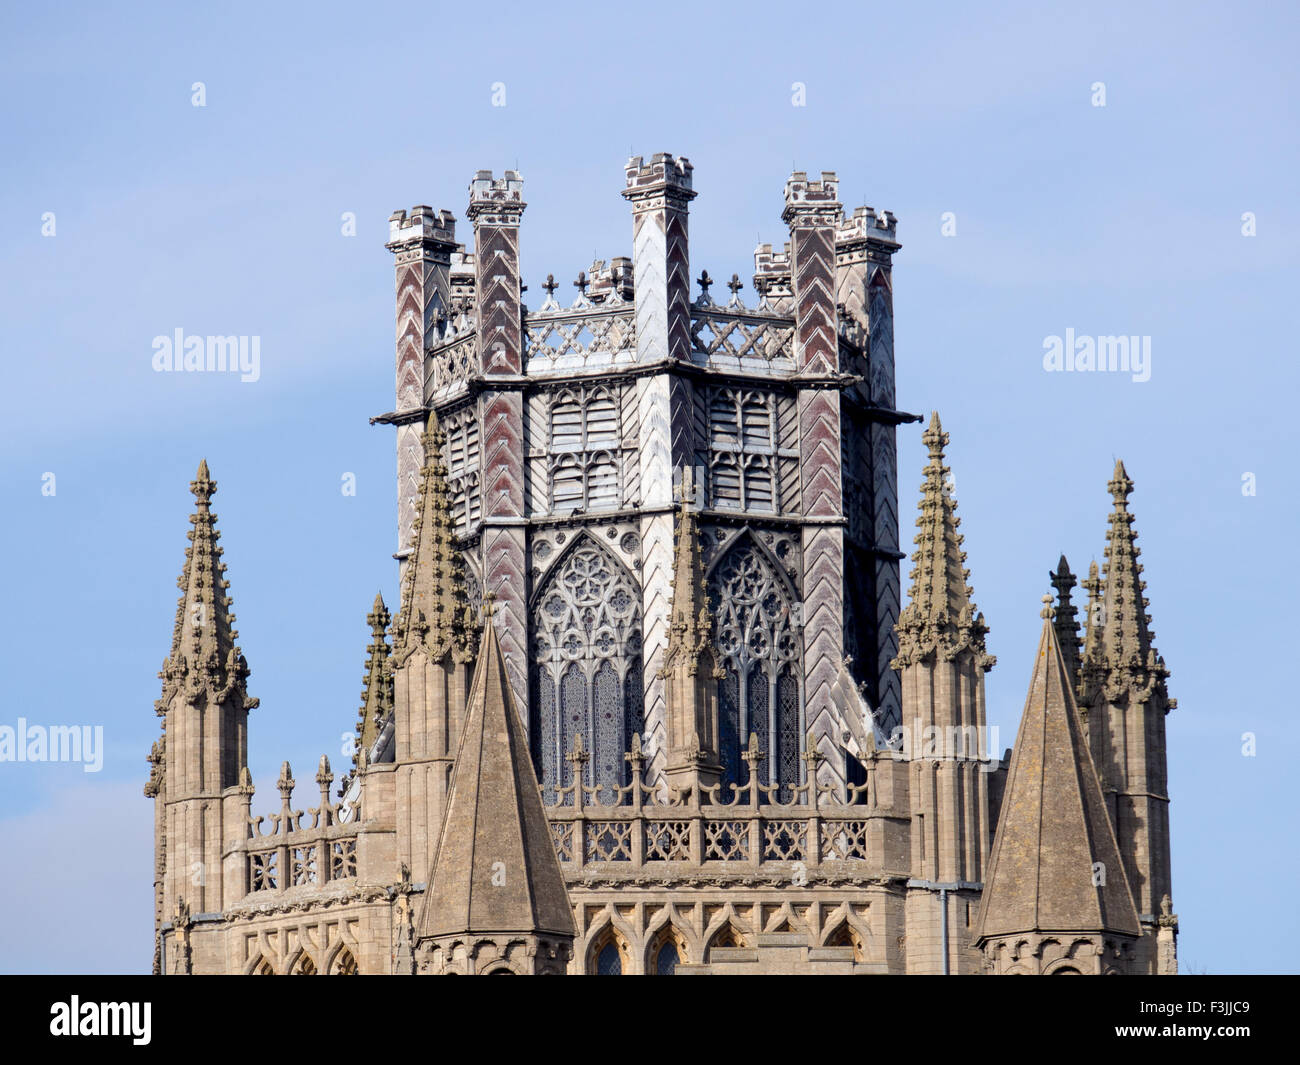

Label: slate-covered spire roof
[417,602,575,942]
[1051,554,1083,685]
[394,415,475,663]
[976,599,1140,942]
[155,460,255,710]
[893,413,993,669]
[355,593,393,755]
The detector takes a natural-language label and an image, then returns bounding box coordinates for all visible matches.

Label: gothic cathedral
[145,154,1179,975]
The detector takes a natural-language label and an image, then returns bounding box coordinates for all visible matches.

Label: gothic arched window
[708,534,802,800]
[531,536,643,804]
[595,942,623,975]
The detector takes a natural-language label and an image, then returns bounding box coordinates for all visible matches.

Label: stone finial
[1050,555,1083,686]
[892,414,993,671]
[277,761,294,800]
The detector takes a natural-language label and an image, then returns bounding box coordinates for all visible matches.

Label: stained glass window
[596,942,622,975]
[655,942,680,975]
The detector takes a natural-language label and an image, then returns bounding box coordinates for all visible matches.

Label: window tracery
[707,387,777,512]
[709,534,802,799]
[531,537,644,804]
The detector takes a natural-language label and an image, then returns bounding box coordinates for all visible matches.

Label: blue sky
[1,1,1296,973]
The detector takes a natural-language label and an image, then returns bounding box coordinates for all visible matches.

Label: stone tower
[379,154,913,805]
[1078,461,1177,973]
[892,414,996,974]
[146,460,259,973]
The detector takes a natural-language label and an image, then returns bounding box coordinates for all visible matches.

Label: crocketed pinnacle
[355,593,393,757]
[1081,559,1103,664]
[394,415,475,663]
[892,413,993,669]
[155,460,256,710]
[662,495,713,676]
[976,606,1140,943]
[1050,555,1083,685]
[1082,461,1169,706]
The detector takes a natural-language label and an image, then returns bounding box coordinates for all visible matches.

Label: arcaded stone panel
[790,227,838,375]
[629,203,692,364]
[802,525,846,793]
[395,249,449,554]
[475,224,523,375]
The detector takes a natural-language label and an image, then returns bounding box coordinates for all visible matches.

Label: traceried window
[443,412,481,533]
[707,388,777,512]
[549,386,619,513]
[708,534,802,800]
[531,536,643,804]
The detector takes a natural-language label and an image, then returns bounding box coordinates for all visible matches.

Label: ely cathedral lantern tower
[380,155,915,801]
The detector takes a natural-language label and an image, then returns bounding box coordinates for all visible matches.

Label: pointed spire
[976,601,1140,943]
[354,593,393,759]
[1050,555,1082,685]
[394,415,475,663]
[1082,462,1169,702]
[157,461,255,707]
[416,607,575,946]
[893,413,993,669]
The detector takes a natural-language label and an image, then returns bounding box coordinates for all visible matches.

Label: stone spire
[394,415,476,664]
[1077,462,1176,966]
[1050,555,1083,687]
[156,460,255,707]
[975,599,1141,966]
[892,413,993,670]
[1097,461,1165,681]
[415,602,575,974]
[355,593,393,756]
[660,472,723,796]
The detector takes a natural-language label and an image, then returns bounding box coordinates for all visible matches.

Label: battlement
[466,169,526,220]
[386,205,456,248]
[837,204,899,245]
[783,170,841,214]
[752,241,793,300]
[584,256,634,303]
[623,152,695,197]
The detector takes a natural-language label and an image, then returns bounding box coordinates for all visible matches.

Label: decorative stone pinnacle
[573,271,588,296]
[727,273,743,297]
[697,270,712,296]
[1040,594,1055,620]
[482,590,497,621]
[566,732,590,769]
[542,274,557,297]
[316,754,333,790]
[1109,459,1134,507]
[277,761,294,799]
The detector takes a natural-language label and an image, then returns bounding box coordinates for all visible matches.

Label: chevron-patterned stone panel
[802,525,847,794]
[798,390,843,519]
[483,526,528,711]
[620,381,641,507]
[868,270,896,408]
[790,227,838,375]
[475,225,522,375]
[482,392,524,520]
